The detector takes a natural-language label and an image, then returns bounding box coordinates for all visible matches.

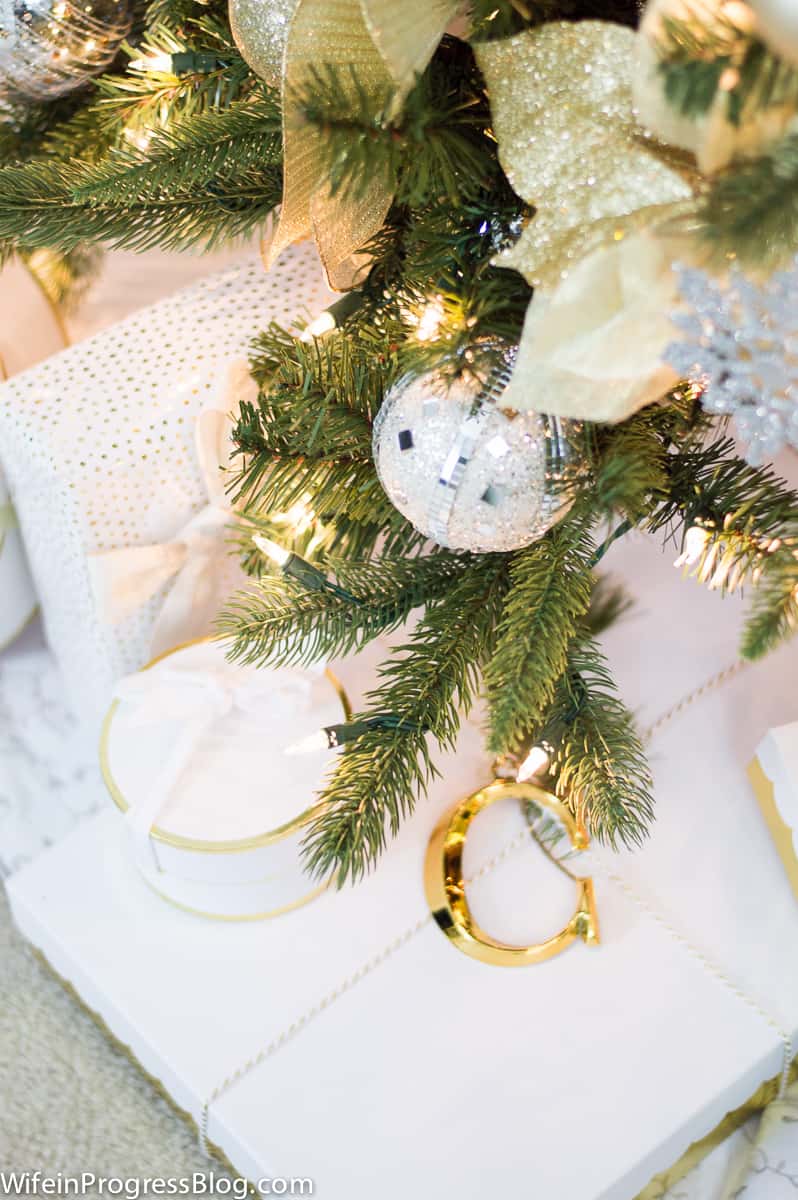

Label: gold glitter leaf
[474,21,698,291]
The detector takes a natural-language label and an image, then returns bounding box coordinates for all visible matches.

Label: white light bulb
[253,533,291,567]
[284,730,332,756]
[674,525,710,568]
[301,312,337,342]
[517,745,550,783]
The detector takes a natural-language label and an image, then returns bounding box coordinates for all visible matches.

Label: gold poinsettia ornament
[474,20,700,422]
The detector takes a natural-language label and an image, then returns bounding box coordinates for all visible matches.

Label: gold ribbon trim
[267,0,395,289]
[268,0,458,288]
[0,499,17,555]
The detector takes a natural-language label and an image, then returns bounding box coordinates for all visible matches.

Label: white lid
[103,639,347,844]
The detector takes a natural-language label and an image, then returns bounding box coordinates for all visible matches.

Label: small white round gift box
[100,638,350,920]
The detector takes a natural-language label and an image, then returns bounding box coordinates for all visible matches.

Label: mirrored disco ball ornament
[373,353,584,553]
[0,0,131,100]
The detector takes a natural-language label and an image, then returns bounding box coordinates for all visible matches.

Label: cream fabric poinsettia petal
[500,230,681,423]
[360,0,460,103]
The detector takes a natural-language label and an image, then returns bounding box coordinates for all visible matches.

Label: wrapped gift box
[0,245,334,726]
[7,532,798,1200]
[102,639,350,918]
[749,722,798,904]
[0,473,37,650]
[0,256,70,649]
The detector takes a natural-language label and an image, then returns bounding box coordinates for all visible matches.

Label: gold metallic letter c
[424,779,600,967]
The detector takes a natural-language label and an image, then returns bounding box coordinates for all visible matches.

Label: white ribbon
[88,360,258,658]
[113,659,321,872]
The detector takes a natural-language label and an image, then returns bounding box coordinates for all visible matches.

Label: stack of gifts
[0,243,334,725]
[7,530,798,1199]
[3,236,798,1198]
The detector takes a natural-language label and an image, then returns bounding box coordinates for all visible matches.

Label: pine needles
[301,556,510,885]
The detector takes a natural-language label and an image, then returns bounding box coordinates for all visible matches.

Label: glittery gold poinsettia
[474,20,697,292]
[267,0,461,289]
[474,20,700,423]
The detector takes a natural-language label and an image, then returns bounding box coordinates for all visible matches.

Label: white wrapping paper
[0,245,334,725]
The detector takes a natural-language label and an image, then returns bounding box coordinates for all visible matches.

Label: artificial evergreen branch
[741,545,798,659]
[219,551,473,669]
[656,8,798,125]
[301,557,510,885]
[540,636,654,849]
[69,93,281,205]
[294,40,496,211]
[649,435,798,658]
[697,132,798,268]
[485,508,596,754]
[0,145,281,253]
[232,321,433,556]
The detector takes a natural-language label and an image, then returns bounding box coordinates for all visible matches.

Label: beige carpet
[0,886,231,1189]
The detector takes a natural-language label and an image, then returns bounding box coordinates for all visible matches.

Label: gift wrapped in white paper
[0,245,334,725]
[749,721,798,905]
[0,256,70,649]
[102,639,349,918]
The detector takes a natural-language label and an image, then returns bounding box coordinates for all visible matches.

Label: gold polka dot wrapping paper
[0,256,70,650]
[0,244,335,727]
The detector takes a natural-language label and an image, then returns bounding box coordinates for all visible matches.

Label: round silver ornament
[0,0,131,100]
[373,355,583,553]
[229,0,296,89]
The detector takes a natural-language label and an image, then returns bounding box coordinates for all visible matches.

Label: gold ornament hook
[424,779,600,967]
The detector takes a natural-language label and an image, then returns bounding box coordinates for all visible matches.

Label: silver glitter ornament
[373,353,583,553]
[0,0,131,100]
[666,261,798,466]
[229,0,296,88]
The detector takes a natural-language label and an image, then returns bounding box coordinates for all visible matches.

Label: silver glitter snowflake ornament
[666,261,798,465]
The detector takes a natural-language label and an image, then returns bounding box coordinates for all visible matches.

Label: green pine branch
[0,100,282,252]
[741,545,798,659]
[485,507,596,755]
[696,132,798,268]
[293,39,497,211]
[540,636,654,849]
[219,550,473,669]
[650,435,798,659]
[232,321,434,557]
[656,7,798,126]
[301,556,510,885]
[69,93,280,205]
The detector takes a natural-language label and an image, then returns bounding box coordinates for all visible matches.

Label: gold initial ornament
[424,778,600,967]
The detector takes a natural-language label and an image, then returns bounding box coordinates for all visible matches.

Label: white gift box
[7,533,798,1200]
[0,472,37,650]
[101,639,349,919]
[0,245,334,726]
[0,256,69,649]
[749,722,798,905]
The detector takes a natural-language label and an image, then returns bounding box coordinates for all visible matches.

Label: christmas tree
[2,0,798,885]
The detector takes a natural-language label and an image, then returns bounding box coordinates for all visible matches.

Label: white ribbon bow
[88,360,258,658]
[113,658,322,871]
